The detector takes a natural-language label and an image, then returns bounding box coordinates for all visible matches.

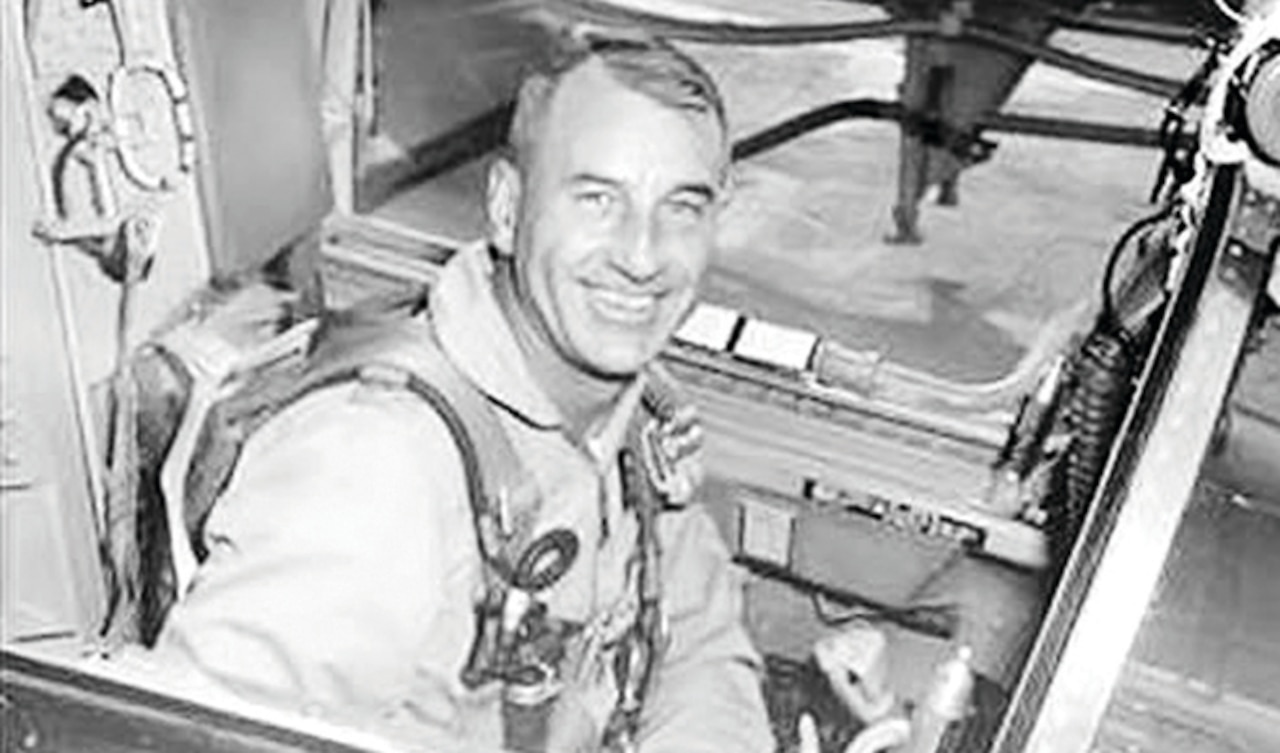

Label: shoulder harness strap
[600,364,697,750]
[181,304,538,588]
[298,313,537,586]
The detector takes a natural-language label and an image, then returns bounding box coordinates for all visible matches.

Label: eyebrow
[668,183,717,203]
[567,173,622,190]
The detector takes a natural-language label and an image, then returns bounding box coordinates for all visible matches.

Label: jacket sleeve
[150,381,482,742]
[639,506,774,753]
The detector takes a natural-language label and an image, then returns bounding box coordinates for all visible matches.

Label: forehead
[531,61,726,185]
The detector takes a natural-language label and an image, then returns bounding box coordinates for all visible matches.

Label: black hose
[1048,328,1136,564]
[1100,207,1175,335]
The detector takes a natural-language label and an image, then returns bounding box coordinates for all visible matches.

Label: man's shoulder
[220,308,468,468]
[294,306,480,424]
[244,305,522,503]
[246,368,464,472]
[306,305,441,377]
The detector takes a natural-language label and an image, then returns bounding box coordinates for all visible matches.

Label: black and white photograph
[2,1,1279,751]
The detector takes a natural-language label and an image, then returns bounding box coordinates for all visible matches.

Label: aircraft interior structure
[3,1,1280,752]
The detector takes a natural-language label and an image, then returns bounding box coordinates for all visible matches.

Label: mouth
[585,285,662,325]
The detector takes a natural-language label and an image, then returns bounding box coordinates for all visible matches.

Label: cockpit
[3,2,1279,752]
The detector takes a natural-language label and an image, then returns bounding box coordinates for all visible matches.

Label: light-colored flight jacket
[150,243,773,753]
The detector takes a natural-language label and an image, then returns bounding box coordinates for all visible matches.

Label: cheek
[519,231,590,337]
[520,250,563,327]
[655,244,711,332]
[663,230,715,289]
[524,206,599,270]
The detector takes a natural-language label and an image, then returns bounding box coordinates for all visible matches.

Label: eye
[575,189,616,214]
[664,196,710,223]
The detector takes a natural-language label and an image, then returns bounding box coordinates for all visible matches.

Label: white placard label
[732,319,819,371]
[674,303,741,351]
[739,498,795,567]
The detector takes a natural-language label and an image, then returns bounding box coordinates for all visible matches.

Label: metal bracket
[1231,184,1280,255]
[1221,184,1280,294]
[33,211,161,286]
[1219,239,1272,294]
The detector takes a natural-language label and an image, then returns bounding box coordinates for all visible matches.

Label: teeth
[590,288,657,322]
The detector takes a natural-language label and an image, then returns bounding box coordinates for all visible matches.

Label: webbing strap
[297,363,523,584]
[158,301,681,744]
[171,310,534,606]
[292,314,534,583]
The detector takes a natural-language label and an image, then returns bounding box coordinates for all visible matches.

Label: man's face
[492,62,727,378]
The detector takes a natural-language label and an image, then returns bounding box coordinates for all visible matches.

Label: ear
[487,157,522,257]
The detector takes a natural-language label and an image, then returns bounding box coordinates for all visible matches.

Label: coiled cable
[1056,329,1136,553]
[1047,202,1175,564]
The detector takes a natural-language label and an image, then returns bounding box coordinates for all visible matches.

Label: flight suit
[151,242,773,753]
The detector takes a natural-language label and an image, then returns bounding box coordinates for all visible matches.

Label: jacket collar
[431,242,646,460]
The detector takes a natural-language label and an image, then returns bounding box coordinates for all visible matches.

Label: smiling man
[488,35,727,435]
[150,31,773,753]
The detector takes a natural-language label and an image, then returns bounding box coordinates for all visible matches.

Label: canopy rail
[552,0,1184,97]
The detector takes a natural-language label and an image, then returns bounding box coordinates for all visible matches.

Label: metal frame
[355,0,1194,215]
[992,166,1277,752]
[0,648,391,753]
[551,0,1188,96]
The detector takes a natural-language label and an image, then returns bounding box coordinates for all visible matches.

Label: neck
[492,253,632,443]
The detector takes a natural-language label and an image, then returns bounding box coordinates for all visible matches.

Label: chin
[581,342,658,379]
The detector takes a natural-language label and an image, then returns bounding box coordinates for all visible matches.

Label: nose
[612,209,661,282]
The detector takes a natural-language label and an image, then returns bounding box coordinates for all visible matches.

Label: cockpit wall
[4,2,1280,753]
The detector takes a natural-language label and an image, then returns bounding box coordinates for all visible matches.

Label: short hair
[506,29,727,168]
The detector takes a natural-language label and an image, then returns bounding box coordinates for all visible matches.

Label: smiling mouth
[586,286,661,325]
